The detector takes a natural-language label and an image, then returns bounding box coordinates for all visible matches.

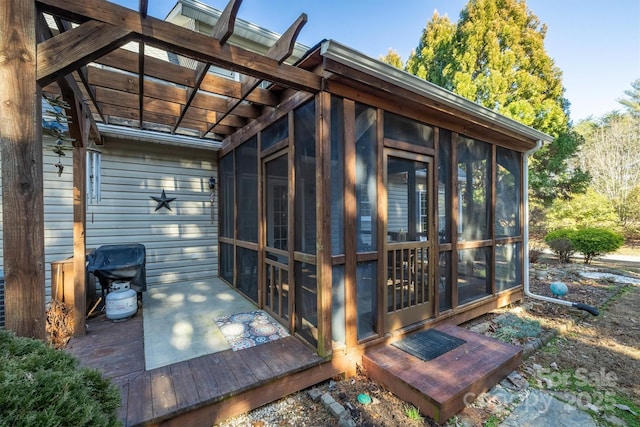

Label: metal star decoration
[151,189,176,211]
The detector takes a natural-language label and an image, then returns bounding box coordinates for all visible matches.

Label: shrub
[544,229,575,263]
[0,329,120,427]
[545,188,620,232]
[571,227,624,264]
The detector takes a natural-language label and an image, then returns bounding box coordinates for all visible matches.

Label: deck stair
[362,323,522,423]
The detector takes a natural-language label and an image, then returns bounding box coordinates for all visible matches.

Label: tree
[379,48,404,70]
[545,188,620,233]
[577,112,640,230]
[618,78,640,118]
[406,11,456,88]
[405,0,589,205]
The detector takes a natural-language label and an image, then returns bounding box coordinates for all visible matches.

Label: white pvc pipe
[523,140,599,316]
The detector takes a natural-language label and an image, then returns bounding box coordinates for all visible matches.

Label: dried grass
[46,299,74,349]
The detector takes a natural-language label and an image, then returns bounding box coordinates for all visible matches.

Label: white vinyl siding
[86,138,218,289]
[0,135,219,300]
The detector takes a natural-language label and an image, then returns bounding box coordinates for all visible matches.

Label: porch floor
[66,300,333,426]
[362,323,522,423]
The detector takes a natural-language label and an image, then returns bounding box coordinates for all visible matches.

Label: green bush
[0,329,120,427]
[571,227,624,264]
[545,188,620,232]
[544,229,575,263]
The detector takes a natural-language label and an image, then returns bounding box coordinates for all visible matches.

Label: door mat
[391,329,466,362]
[215,310,289,351]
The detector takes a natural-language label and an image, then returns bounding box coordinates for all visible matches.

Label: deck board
[65,311,332,426]
[363,323,522,423]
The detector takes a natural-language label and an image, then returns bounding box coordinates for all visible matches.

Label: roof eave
[320,40,553,144]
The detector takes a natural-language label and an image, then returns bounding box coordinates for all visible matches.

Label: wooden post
[60,80,89,336]
[0,0,46,338]
[315,92,332,357]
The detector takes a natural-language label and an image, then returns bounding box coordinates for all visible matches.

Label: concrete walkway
[457,371,599,426]
[500,388,597,427]
[143,278,258,369]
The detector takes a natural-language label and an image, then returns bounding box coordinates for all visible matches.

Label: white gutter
[523,141,599,316]
[97,123,222,151]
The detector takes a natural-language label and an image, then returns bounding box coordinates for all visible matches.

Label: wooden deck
[65,310,341,426]
[362,323,522,423]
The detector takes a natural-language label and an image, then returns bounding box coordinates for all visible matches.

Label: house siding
[0,136,219,301]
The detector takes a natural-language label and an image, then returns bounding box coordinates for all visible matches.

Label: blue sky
[112,0,640,123]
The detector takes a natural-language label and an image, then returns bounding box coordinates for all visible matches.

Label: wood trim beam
[211,0,242,45]
[52,16,105,123]
[37,0,322,92]
[316,91,332,357]
[206,13,307,137]
[139,0,148,18]
[138,41,145,128]
[0,0,46,339]
[95,49,278,107]
[37,19,134,86]
[174,0,242,132]
[343,99,357,349]
[59,79,89,336]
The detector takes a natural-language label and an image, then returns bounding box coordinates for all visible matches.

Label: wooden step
[362,323,522,423]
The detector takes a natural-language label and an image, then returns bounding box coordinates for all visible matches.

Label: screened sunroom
[217,41,551,355]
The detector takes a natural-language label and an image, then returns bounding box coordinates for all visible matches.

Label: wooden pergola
[1,0,319,338]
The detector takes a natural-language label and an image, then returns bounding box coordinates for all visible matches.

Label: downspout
[523,141,599,316]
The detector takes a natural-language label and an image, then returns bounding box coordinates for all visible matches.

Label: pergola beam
[174,0,242,133]
[52,16,106,123]
[58,74,90,336]
[36,0,322,92]
[206,12,307,136]
[37,19,134,86]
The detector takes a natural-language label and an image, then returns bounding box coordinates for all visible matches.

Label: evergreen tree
[618,78,640,118]
[379,48,404,70]
[406,0,588,205]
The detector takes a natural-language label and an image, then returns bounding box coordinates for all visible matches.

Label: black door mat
[391,329,466,362]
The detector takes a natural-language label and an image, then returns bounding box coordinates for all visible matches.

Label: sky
[111,0,640,123]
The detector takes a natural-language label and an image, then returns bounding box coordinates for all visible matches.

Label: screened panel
[294,100,317,254]
[457,247,491,305]
[295,262,317,347]
[236,137,258,242]
[220,242,234,284]
[438,251,452,312]
[386,156,428,242]
[496,147,521,238]
[331,265,346,345]
[219,153,234,238]
[330,96,345,255]
[355,103,377,252]
[496,242,521,292]
[384,111,434,148]
[265,155,289,250]
[457,137,491,241]
[356,261,377,341]
[438,129,452,243]
[236,247,258,303]
[261,115,288,152]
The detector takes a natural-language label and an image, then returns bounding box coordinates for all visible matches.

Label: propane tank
[106,281,137,321]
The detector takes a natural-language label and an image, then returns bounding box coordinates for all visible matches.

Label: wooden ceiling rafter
[51,15,106,123]
[206,12,307,137]
[139,0,148,18]
[36,0,321,92]
[173,0,242,134]
[34,0,322,140]
[36,11,101,143]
